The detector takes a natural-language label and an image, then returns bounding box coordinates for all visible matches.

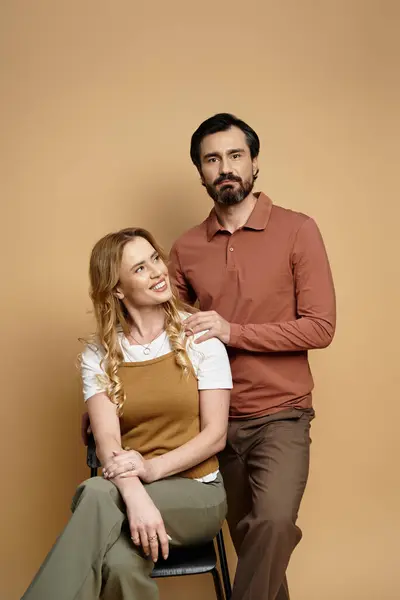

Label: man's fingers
[186,320,212,330]
[194,331,215,344]
[184,313,214,328]
[185,315,211,326]
[185,322,213,336]
[186,310,215,319]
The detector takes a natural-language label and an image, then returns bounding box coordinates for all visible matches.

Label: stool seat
[151,540,217,578]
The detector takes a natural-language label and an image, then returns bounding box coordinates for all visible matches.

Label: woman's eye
[154,255,160,262]
[135,266,144,273]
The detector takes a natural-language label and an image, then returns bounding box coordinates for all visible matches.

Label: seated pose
[22,227,232,600]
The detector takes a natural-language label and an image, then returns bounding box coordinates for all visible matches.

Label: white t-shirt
[81,320,232,483]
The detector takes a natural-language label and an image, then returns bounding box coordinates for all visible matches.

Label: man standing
[169,113,336,600]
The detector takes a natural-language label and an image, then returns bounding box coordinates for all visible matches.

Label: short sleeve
[80,343,109,402]
[189,336,233,390]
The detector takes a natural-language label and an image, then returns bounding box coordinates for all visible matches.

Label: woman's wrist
[145,457,161,482]
[114,473,143,500]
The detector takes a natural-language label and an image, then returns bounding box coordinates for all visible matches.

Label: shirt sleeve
[169,242,198,306]
[229,217,336,352]
[80,343,109,401]
[189,335,233,390]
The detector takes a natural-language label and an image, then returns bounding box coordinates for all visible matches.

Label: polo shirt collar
[206,192,273,241]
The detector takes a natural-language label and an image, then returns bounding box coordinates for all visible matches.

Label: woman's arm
[81,346,145,496]
[86,393,121,463]
[86,393,169,560]
[86,392,153,500]
[105,387,230,482]
[149,387,230,479]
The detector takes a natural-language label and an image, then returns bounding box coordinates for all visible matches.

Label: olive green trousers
[22,473,226,600]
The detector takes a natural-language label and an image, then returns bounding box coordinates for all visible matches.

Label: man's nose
[219,156,231,174]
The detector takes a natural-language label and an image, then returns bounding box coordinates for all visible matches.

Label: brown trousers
[218,408,314,600]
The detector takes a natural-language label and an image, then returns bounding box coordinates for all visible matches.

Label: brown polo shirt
[169,192,336,418]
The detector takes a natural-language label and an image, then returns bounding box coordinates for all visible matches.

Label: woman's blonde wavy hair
[86,227,194,415]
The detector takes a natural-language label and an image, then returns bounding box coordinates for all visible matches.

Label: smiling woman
[21,227,233,600]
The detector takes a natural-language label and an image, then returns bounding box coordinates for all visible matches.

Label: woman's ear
[115,287,124,300]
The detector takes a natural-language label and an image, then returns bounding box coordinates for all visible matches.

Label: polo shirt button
[229,247,234,252]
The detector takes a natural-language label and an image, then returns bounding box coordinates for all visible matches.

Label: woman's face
[116,237,172,308]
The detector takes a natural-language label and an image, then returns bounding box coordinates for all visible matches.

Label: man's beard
[205,173,254,206]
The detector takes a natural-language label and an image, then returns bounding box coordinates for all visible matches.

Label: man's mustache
[213,173,242,186]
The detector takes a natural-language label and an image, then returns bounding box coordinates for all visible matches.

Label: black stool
[87,434,232,599]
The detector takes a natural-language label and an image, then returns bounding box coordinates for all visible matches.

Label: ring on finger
[148,534,158,542]
[129,461,135,471]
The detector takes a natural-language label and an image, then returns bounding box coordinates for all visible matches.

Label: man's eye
[208,157,217,163]
[232,153,240,159]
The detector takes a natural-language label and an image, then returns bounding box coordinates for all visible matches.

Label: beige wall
[1,1,399,598]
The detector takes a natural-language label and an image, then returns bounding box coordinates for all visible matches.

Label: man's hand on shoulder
[184,311,231,344]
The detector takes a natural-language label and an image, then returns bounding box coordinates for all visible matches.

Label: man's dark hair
[190,113,260,171]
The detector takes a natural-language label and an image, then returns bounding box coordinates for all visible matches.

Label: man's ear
[252,157,259,179]
[199,167,206,188]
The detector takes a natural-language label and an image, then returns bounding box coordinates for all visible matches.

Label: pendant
[143,347,151,355]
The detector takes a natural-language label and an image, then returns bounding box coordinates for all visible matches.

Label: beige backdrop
[1,1,399,599]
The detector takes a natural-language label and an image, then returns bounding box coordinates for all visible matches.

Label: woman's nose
[150,264,162,277]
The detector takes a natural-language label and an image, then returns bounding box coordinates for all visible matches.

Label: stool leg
[211,568,224,600]
[216,532,232,599]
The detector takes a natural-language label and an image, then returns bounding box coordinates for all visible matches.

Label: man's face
[199,126,258,206]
